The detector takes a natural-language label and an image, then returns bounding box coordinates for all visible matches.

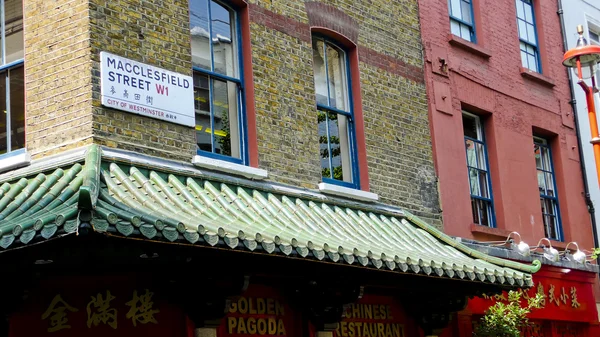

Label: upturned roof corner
[78,145,102,210]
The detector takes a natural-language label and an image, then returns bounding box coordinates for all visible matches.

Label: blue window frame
[534,137,563,241]
[463,112,495,227]
[312,36,359,189]
[190,0,247,164]
[515,0,541,72]
[0,0,24,156]
[448,0,476,42]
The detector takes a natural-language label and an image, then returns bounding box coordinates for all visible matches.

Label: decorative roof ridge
[79,145,101,210]
[99,146,407,218]
[404,211,542,274]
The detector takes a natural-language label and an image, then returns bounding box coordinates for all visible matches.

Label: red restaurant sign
[468,268,598,323]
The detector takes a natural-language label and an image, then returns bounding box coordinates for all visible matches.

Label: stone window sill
[470,223,513,239]
[192,156,268,180]
[447,34,492,59]
[0,149,31,173]
[318,182,379,202]
[520,67,555,87]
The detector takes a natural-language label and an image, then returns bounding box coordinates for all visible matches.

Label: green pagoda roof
[0,145,540,286]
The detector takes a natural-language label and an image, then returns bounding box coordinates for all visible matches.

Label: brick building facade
[419,0,600,334]
[17,0,441,226]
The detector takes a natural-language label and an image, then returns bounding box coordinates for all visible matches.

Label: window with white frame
[463,113,495,227]
[534,137,562,241]
[515,0,541,72]
[190,0,246,164]
[448,0,476,42]
[312,36,359,188]
[0,0,25,155]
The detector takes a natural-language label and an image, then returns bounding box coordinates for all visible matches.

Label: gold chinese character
[549,285,560,306]
[536,283,547,307]
[86,291,117,329]
[125,289,160,326]
[481,293,490,300]
[41,295,79,332]
[559,287,568,304]
[494,293,508,301]
[521,288,531,300]
[571,287,581,308]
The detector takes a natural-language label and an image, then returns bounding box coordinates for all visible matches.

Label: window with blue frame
[312,36,359,188]
[190,0,246,163]
[463,113,495,227]
[534,137,562,241]
[0,0,25,156]
[448,0,476,42]
[515,0,541,72]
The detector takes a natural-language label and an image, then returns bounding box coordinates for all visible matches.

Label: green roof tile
[0,145,540,287]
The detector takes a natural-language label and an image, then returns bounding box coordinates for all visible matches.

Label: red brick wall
[419,0,594,248]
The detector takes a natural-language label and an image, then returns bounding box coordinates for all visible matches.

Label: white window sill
[318,182,379,202]
[192,156,268,180]
[0,150,31,173]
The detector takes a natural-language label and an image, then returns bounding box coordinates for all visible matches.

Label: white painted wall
[561,0,600,248]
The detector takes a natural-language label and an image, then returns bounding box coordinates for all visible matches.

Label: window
[588,22,600,80]
[0,0,24,155]
[463,113,494,227]
[534,137,562,241]
[312,36,359,188]
[448,0,476,42]
[515,0,540,72]
[190,0,246,163]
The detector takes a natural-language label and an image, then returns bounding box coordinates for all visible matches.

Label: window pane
[190,0,212,71]
[318,110,330,178]
[312,39,328,106]
[210,1,237,78]
[194,72,212,152]
[9,65,24,150]
[515,0,525,20]
[526,24,536,45]
[326,44,348,111]
[545,172,554,196]
[465,139,477,167]
[520,51,528,68]
[518,20,528,40]
[0,71,6,154]
[469,168,480,196]
[527,53,537,71]
[462,114,478,139]
[450,20,462,37]
[460,0,472,24]
[212,79,240,158]
[475,143,486,169]
[524,3,533,23]
[4,0,24,64]
[450,0,462,20]
[478,171,489,198]
[537,171,546,193]
[471,199,490,227]
[460,24,472,41]
[534,144,542,168]
[327,112,349,182]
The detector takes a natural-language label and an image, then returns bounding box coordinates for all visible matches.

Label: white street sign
[100,52,195,127]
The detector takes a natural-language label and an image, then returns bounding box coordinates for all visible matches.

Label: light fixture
[561,242,586,264]
[563,25,600,80]
[483,231,531,257]
[532,238,559,262]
